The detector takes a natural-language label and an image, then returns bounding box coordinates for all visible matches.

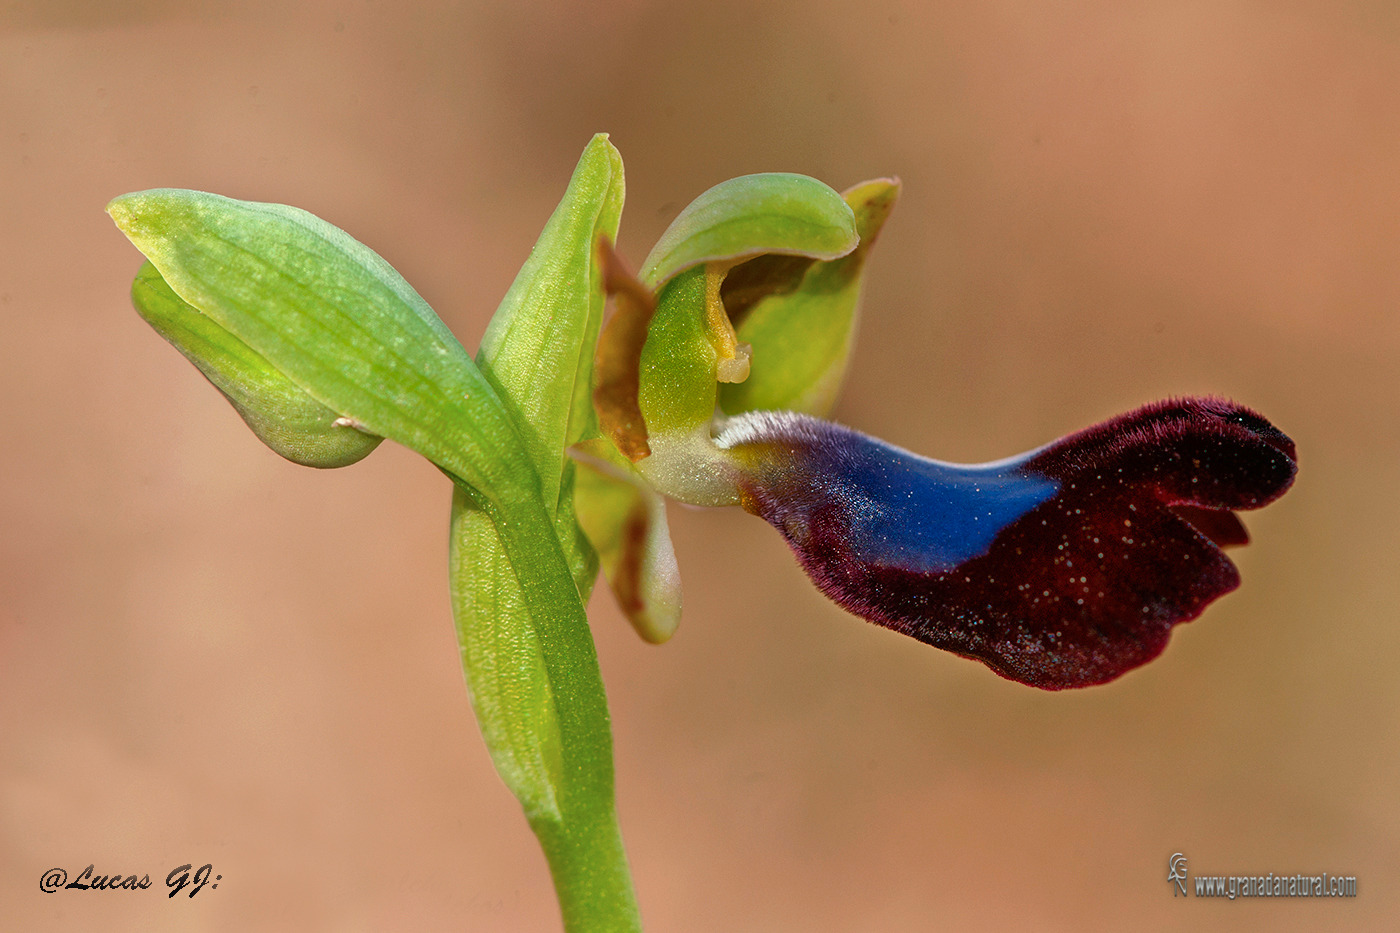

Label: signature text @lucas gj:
[40,863,220,897]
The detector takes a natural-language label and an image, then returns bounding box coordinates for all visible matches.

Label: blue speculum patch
[804,440,1059,573]
[722,398,1297,690]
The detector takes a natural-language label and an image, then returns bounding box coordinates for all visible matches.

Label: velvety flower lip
[717,396,1297,690]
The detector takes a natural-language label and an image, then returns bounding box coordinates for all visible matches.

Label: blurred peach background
[2,1,1396,930]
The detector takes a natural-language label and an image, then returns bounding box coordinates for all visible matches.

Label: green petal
[590,174,864,509]
[592,240,661,462]
[131,261,383,468]
[639,173,858,289]
[614,179,900,508]
[720,178,900,416]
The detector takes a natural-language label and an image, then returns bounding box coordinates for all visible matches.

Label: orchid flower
[577,174,1297,690]
[106,136,1296,932]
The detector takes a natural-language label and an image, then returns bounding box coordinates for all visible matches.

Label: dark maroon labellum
[720,397,1297,689]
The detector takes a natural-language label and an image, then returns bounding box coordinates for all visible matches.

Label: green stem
[531,804,640,932]
[453,483,642,931]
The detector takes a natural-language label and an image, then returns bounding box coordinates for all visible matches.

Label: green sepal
[720,178,900,416]
[639,173,858,289]
[572,438,682,644]
[131,261,383,468]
